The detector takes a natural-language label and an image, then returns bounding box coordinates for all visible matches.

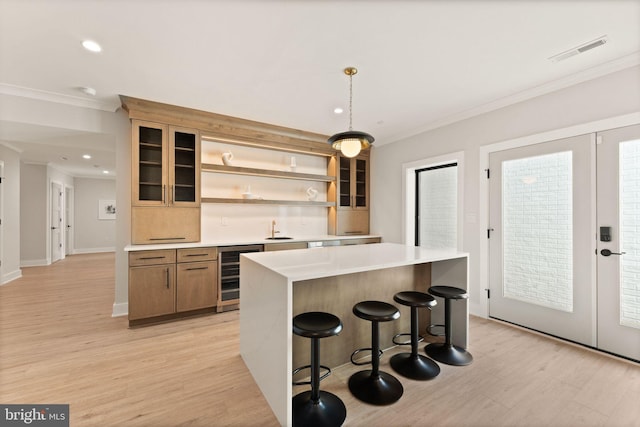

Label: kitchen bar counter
[239,243,469,426]
[124,234,381,251]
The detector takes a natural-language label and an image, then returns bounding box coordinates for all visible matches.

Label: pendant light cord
[348,73,353,132]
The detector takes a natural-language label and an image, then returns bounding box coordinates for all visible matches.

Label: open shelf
[202,163,335,182]
[202,197,335,207]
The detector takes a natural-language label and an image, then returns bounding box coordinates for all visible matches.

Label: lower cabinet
[128,247,217,324]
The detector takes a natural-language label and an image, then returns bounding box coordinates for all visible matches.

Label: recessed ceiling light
[82,154,91,159]
[82,40,102,53]
[103,170,109,174]
[334,107,344,114]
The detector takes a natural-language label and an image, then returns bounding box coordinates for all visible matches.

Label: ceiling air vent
[549,35,608,63]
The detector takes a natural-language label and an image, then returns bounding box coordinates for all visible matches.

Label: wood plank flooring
[1,253,638,426]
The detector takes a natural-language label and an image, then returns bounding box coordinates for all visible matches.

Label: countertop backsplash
[200,203,329,242]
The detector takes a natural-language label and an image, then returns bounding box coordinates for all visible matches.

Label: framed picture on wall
[98,199,116,220]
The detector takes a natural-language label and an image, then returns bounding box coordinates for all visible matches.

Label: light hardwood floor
[1,253,638,426]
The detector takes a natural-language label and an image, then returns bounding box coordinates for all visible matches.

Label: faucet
[271,220,280,239]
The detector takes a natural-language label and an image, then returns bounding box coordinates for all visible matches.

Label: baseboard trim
[20,259,49,267]
[73,247,116,255]
[1,269,22,285]
[112,302,128,318]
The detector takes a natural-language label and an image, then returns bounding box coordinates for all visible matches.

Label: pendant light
[328,67,374,158]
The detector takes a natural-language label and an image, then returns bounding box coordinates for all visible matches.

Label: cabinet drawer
[129,249,176,266]
[177,247,217,263]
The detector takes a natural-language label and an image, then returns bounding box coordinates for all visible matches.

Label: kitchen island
[240,243,469,426]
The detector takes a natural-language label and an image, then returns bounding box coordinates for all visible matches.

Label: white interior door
[65,186,73,255]
[489,134,596,346]
[51,182,63,263]
[596,124,640,361]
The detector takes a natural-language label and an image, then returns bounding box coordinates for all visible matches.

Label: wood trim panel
[120,95,335,156]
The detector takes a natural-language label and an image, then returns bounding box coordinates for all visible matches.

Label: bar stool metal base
[425,342,473,366]
[348,370,403,405]
[390,352,440,380]
[292,390,347,427]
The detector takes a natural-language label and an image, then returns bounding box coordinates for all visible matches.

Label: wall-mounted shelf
[202,197,335,207]
[202,163,335,182]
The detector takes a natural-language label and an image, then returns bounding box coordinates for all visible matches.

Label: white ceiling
[0,0,639,178]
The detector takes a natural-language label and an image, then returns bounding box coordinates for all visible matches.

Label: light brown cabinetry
[176,247,218,312]
[128,247,218,324]
[128,250,177,321]
[328,154,370,235]
[131,120,201,244]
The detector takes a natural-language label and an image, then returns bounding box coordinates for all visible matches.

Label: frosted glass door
[596,124,640,361]
[415,163,458,249]
[489,134,595,346]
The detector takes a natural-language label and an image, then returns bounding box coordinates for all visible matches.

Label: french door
[489,134,596,346]
[596,125,640,360]
[489,125,640,361]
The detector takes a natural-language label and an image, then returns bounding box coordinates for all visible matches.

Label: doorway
[51,181,63,263]
[488,125,640,361]
[415,163,458,249]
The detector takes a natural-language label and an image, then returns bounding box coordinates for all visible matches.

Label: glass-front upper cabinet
[337,155,368,210]
[132,120,200,207]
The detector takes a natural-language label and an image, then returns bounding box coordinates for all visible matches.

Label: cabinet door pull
[165,268,170,289]
[171,185,175,205]
[185,253,209,257]
[139,256,166,260]
[149,237,186,241]
[162,185,166,204]
[185,266,208,271]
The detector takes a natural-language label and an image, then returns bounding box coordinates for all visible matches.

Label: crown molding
[0,141,23,153]
[0,83,121,112]
[387,52,640,144]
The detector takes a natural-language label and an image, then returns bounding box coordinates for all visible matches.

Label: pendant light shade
[328,67,374,158]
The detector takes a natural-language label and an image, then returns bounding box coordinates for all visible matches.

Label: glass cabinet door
[339,156,352,207]
[337,155,368,209]
[133,122,168,206]
[170,128,200,206]
[354,158,367,208]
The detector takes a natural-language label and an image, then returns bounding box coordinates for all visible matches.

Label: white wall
[0,143,22,284]
[73,177,116,253]
[371,65,640,317]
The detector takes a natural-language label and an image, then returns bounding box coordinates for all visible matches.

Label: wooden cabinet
[328,154,370,235]
[176,247,218,312]
[131,120,201,244]
[128,250,177,321]
[128,247,218,323]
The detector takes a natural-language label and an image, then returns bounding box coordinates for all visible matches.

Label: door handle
[51,226,58,230]
[600,249,626,256]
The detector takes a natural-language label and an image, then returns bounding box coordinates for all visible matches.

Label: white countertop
[124,234,380,251]
[242,242,468,282]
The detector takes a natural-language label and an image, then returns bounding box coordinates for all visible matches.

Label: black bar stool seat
[425,286,473,366]
[292,312,346,427]
[348,301,403,406]
[390,291,440,380]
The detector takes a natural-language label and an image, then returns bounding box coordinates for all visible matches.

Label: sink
[265,237,294,240]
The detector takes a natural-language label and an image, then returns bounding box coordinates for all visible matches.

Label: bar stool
[348,301,403,405]
[292,312,346,427]
[425,286,473,366]
[390,291,440,380]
